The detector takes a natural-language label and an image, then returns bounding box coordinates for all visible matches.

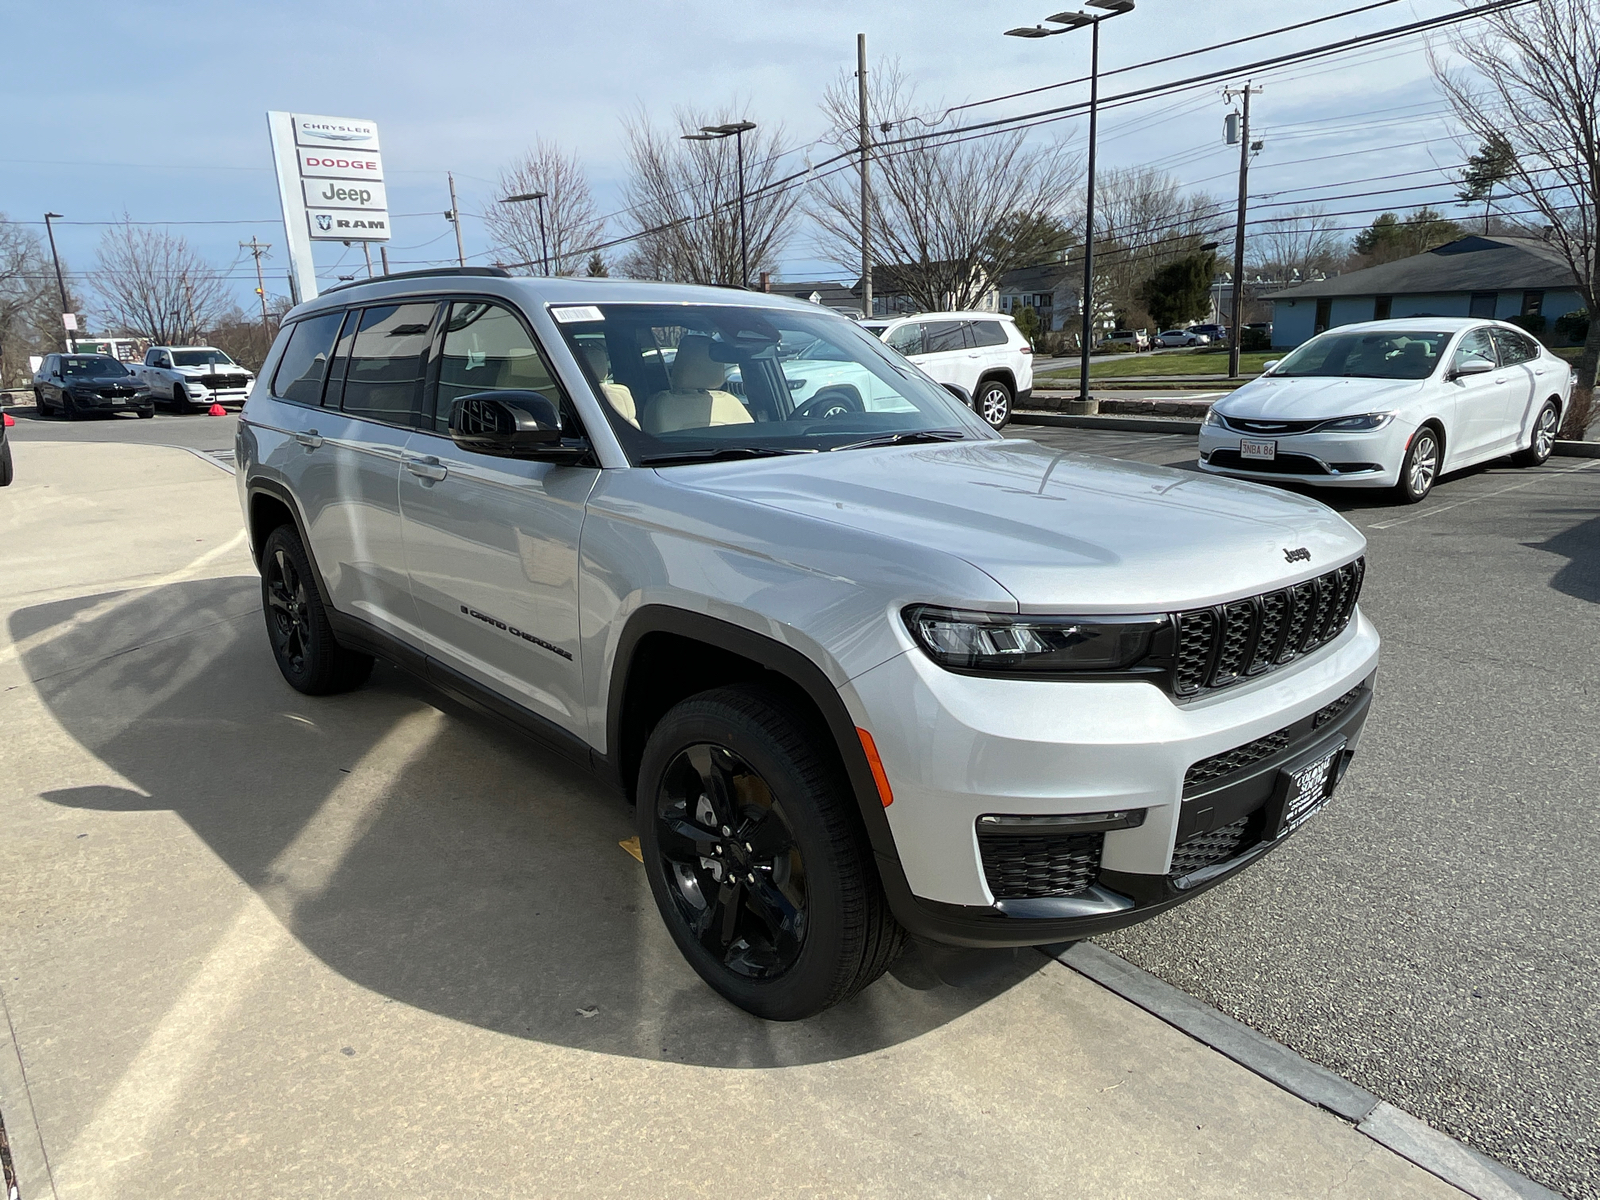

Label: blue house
[1269,235,1586,349]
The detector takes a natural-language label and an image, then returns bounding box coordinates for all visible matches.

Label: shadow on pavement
[16,577,1037,1067]
[1531,511,1600,605]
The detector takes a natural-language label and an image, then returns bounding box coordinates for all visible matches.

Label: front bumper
[70,392,152,412]
[843,611,1380,947]
[1197,423,1409,488]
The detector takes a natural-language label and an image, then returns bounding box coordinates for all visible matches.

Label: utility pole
[446,172,466,267]
[43,212,71,351]
[180,272,198,344]
[380,245,391,275]
[1224,83,1263,379]
[241,237,272,335]
[362,242,374,277]
[858,33,873,319]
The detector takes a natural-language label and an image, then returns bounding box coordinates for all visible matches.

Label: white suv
[861,312,1033,429]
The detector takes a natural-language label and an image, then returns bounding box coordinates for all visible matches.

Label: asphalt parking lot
[4,406,1595,1197]
[1009,419,1600,1200]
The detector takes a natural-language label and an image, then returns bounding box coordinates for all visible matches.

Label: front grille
[1184,730,1292,790]
[1206,450,1332,475]
[978,830,1103,899]
[1222,416,1325,435]
[1170,817,1250,876]
[198,373,249,389]
[1184,684,1366,793]
[1172,559,1364,697]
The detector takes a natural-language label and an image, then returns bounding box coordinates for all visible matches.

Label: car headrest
[671,335,727,392]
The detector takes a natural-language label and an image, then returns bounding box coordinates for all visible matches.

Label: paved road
[5,401,239,453]
[1008,421,1600,1200]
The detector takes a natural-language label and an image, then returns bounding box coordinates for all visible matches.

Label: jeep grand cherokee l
[238,268,1379,1020]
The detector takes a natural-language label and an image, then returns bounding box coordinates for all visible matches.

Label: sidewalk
[0,441,1476,1199]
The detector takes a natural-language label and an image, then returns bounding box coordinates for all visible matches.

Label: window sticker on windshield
[552,305,603,324]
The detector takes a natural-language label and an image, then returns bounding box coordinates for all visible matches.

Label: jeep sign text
[301,178,388,212]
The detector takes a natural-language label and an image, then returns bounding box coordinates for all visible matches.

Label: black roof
[1270,236,1573,300]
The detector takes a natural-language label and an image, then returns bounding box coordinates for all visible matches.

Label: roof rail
[321,266,512,295]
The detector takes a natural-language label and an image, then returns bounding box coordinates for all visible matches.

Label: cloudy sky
[1,0,1482,314]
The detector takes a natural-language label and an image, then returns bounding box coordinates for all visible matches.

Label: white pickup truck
[135,346,255,411]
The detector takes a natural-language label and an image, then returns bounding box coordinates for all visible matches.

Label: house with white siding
[1268,235,1586,349]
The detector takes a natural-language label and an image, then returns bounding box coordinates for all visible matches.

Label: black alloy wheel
[32,388,48,415]
[637,686,903,1020]
[977,378,1013,430]
[62,392,80,421]
[1511,400,1559,468]
[259,524,374,695]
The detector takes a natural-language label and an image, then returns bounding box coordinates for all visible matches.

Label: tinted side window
[270,311,346,406]
[431,301,566,433]
[924,321,968,353]
[1491,328,1536,365]
[971,320,1009,347]
[339,303,438,425]
[1453,328,1498,368]
[885,323,924,355]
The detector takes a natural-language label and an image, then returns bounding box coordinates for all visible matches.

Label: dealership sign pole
[267,112,391,304]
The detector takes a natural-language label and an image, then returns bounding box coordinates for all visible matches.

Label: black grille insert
[1170,817,1250,877]
[1184,684,1366,793]
[1172,559,1364,697]
[978,829,1104,899]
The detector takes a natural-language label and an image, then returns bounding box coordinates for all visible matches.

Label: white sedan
[1198,318,1572,502]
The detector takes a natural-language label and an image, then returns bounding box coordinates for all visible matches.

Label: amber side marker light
[856,728,894,807]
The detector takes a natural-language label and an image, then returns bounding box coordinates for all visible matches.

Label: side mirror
[1449,354,1495,380]
[1261,360,1280,374]
[449,390,568,458]
[942,382,974,409]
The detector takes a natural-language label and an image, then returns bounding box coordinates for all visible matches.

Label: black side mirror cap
[942,382,974,408]
[448,390,590,462]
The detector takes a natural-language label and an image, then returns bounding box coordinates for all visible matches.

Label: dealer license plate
[1278,743,1344,836]
[1239,438,1277,461]
[111,396,126,406]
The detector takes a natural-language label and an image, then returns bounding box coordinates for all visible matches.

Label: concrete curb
[1012,412,1202,435]
[0,986,56,1200]
[1053,944,1564,1200]
[1552,440,1600,458]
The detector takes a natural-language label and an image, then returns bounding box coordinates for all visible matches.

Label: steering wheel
[793,386,863,421]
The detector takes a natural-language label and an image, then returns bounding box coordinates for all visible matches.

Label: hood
[77,374,143,387]
[664,439,1363,611]
[1219,375,1428,420]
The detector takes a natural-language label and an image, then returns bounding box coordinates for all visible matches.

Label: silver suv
[238,269,1380,1020]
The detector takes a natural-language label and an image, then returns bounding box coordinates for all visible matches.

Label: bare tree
[0,216,89,386]
[1432,0,1600,437]
[1092,167,1221,328]
[810,60,1081,312]
[1249,204,1347,282]
[94,220,228,345]
[617,106,799,285]
[484,140,605,276]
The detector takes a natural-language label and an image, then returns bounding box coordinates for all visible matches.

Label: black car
[32,353,154,419]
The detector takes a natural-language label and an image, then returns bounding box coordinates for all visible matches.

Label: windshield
[171,349,235,367]
[1271,329,1450,380]
[61,356,129,378]
[552,302,991,464]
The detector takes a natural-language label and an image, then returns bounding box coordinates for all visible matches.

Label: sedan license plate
[1275,741,1346,837]
[1239,438,1277,461]
[111,396,127,406]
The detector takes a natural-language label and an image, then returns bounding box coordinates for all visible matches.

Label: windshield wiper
[637,446,815,467]
[826,429,969,453]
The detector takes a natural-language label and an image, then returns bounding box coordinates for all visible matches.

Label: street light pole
[43,212,71,351]
[1006,1,1133,405]
[499,191,551,275]
[684,120,758,287]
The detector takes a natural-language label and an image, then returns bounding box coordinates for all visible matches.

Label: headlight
[1319,412,1395,432]
[1202,407,1224,427]
[903,605,1167,675]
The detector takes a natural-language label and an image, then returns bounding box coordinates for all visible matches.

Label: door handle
[405,456,449,482]
[1494,377,1507,384]
[294,429,322,449]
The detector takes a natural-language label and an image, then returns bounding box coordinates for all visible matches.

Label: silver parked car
[238,269,1380,1019]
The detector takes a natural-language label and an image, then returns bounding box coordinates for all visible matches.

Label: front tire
[636,685,903,1020]
[259,524,374,695]
[976,378,1013,430]
[172,382,194,413]
[1395,425,1440,503]
[33,387,48,415]
[1511,400,1558,468]
[62,392,80,421]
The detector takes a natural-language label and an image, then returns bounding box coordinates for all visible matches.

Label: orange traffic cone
[208,402,226,416]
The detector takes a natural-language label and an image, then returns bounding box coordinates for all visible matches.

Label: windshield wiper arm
[637,446,814,466]
[826,429,969,452]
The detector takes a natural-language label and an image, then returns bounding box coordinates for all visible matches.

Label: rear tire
[976,378,1013,430]
[259,524,374,695]
[1395,425,1440,504]
[1511,400,1558,468]
[636,685,903,1020]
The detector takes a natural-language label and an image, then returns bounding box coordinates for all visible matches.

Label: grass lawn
[1039,349,1278,381]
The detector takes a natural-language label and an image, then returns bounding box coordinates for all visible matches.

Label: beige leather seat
[643,335,753,434]
[578,341,639,428]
